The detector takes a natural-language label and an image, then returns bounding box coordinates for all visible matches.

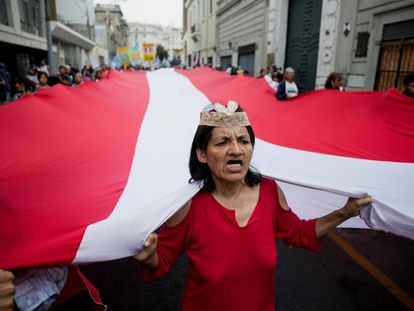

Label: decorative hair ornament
[199,100,251,127]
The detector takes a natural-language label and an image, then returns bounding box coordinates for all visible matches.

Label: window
[0,0,9,25]
[18,0,43,36]
[209,0,213,14]
[355,31,370,58]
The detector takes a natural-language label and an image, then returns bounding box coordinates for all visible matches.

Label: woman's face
[39,74,48,85]
[15,82,24,92]
[197,127,253,185]
[331,77,342,89]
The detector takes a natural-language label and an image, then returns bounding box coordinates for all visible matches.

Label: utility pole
[84,0,92,39]
[44,0,54,73]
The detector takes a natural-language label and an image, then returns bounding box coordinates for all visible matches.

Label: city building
[0,0,101,76]
[316,0,414,91]
[216,0,268,76]
[95,3,128,62]
[53,0,96,71]
[268,0,414,91]
[183,0,217,68]
[0,0,48,77]
[128,22,184,63]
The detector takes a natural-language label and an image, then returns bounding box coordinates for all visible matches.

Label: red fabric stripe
[178,68,414,163]
[0,70,150,269]
[51,266,106,310]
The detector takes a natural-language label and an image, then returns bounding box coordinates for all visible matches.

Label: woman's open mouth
[226,159,243,170]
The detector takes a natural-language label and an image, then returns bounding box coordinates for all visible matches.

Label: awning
[51,21,95,50]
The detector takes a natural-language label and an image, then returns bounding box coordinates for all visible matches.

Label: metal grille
[375,38,414,91]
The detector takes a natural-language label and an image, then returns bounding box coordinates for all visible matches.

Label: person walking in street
[136,101,373,311]
[276,67,300,100]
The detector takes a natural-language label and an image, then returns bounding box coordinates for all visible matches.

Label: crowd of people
[1,59,413,106]
[226,63,414,99]
[0,60,111,104]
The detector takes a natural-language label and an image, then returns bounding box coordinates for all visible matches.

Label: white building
[267,0,414,91]
[127,22,183,63]
[183,0,217,68]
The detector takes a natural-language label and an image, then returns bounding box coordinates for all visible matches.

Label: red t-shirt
[140,178,320,310]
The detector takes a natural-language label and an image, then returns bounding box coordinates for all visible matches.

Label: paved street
[69,228,414,310]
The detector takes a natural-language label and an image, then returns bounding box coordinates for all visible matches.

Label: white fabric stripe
[252,139,414,238]
[73,69,210,263]
[74,69,414,263]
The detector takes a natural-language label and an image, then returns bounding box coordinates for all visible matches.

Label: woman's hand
[0,269,15,311]
[316,195,373,238]
[134,233,158,269]
[342,196,374,218]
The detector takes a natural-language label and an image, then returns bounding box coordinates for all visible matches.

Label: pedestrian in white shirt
[276,67,300,100]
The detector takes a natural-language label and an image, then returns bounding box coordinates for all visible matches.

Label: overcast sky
[94,0,183,28]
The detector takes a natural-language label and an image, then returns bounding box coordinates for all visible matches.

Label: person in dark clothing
[0,63,11,103]
[57,66,72,86]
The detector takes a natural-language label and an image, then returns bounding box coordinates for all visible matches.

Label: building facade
[95,3,128,62]
[53,0,96,71]
[0,0,47,77]
[267,0,414,91]
[128,22,184,63]
[216,0,268,76]
[183,0,218,68]
[316,0,414,91]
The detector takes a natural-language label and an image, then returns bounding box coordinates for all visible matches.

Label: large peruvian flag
[1,68,413,270]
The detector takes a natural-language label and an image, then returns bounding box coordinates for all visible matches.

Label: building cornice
[51,21,95,50]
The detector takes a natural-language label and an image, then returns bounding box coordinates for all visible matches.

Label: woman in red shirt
[135,101,373,310]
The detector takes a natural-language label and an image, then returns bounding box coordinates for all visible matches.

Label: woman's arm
[316,197,373,238]
[0,269,15,311]
[275,184,373,249]
[134,201,191,270]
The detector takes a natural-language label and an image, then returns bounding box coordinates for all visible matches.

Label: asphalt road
[62,229,413,311]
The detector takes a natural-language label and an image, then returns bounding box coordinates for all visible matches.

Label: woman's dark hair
[189,106,261,192]
[324,72,343,89]
[37,71,48,81]
[403,73,414,86]
[15,76,35,93]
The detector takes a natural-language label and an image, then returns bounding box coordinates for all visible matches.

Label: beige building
[183,0,218,67]
[95,3,128,62]
[216,0,268,76]
[316,0,414,90]
[266,0,414,91]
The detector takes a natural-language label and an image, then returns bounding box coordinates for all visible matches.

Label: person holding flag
[136,101,373,310]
